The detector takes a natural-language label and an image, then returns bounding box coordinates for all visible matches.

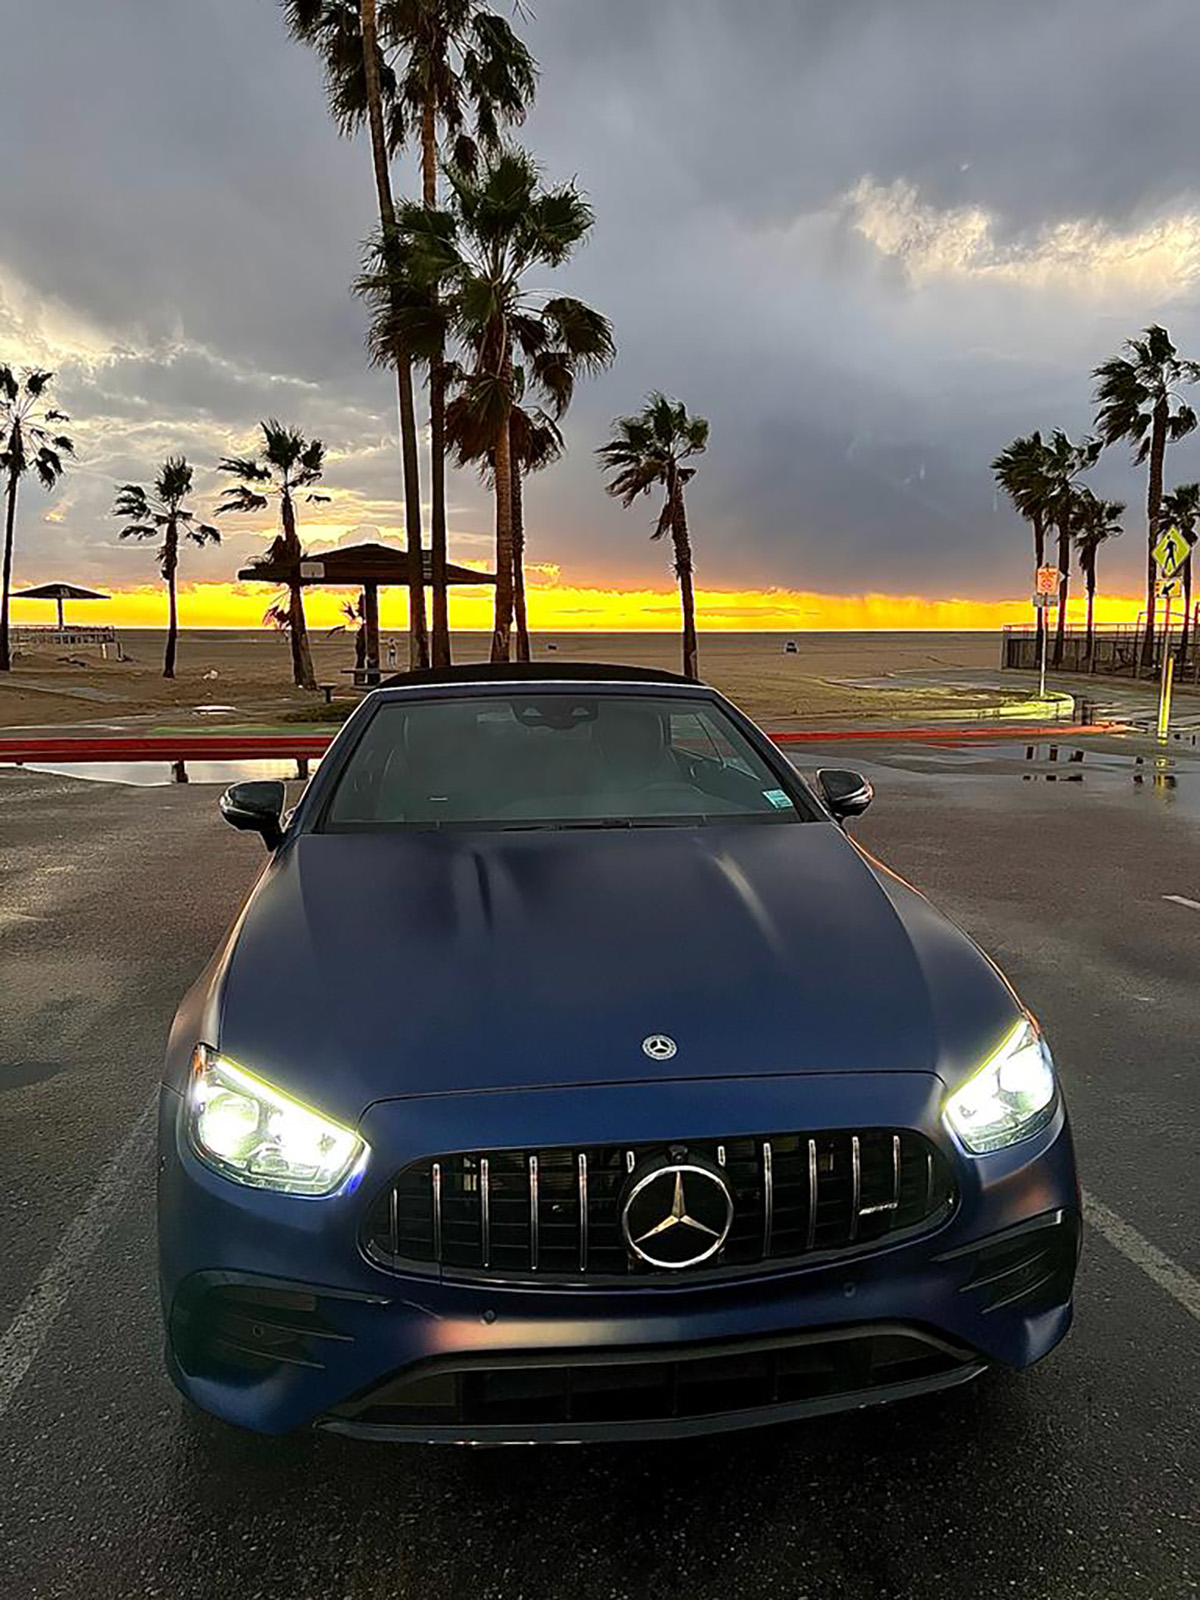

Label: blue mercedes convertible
[157,663,1079,1441]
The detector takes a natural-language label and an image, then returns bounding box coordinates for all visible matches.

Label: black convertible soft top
[380,661,700,689]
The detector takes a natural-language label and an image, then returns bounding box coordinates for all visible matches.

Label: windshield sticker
[763,788,794,809]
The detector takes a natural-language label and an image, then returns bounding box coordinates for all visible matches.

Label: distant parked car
[158,663,1079,1442]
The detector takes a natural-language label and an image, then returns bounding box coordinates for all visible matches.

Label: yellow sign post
[1152,527,1188,740]
[1158,651,1175,740]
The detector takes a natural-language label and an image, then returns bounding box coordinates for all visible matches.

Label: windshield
[321,693,811,829]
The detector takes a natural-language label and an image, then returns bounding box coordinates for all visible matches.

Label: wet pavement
[1,749,1197,1599]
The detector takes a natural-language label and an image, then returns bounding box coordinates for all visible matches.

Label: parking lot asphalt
[1,741,1197,1600]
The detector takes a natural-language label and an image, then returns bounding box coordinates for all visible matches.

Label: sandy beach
[0,628,1011,731]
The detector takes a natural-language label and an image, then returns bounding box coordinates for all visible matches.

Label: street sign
[1035,565,1061,596]
[1158,576,1184,599]
[1032,593,1058,609]
[1152,524,1190,580]
[299,560,326,579]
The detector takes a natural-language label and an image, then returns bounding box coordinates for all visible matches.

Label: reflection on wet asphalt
[791,734,1200,819]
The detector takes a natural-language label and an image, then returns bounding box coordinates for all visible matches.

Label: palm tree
[446,386,563,661]
[509,405,563,662]
[112,458,220,679]
[283,0,536,668]
[597,394,710,682]
[1040,429,1100,665]
[216,421,326,691]
[341,594,369,670]
[381,0,536,666]
[282,0,429,668]
[0,368,74,672]
[357,146,614,662]
[1160,481,1200,663]
[992,431,1053,658]
[1072,490,1124,661]
[1093,325,1200,668]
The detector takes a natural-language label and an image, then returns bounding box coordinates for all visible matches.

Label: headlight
[944,1019,1057,1154]
[187,1046,367,1196]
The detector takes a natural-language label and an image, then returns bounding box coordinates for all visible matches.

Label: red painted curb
[0,723,1118,765]
[0,735,332,763]
[767,722,1117,744]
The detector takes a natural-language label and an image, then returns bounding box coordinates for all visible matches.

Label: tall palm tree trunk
[1177,553,1193,666]
[511,446,530,661]
[0,469,18,673]
[423,93,451,667]
[491,405,515,663]
[281,490,317,690]
[163,530,179,680]
[1084,566,1096,660]
[1053,517,1071,666]
[361,0,428,670]
[668,467,699,681]
[1143,401,1167,670]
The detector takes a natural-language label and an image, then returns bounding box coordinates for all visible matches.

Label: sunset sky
[6,0,1200,631]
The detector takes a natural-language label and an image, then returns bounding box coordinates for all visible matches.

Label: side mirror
[219,780,286,849]
[817,768,873,824]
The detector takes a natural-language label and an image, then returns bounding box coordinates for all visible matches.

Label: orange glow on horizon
[9,581,1152,633]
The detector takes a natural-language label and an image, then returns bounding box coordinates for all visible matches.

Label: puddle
[2,758,318,787]
[790,738,1200,819]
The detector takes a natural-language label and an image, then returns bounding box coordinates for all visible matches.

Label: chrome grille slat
[529,1155,539,1272]
[577,1153,589,1272]
[761,1141,774,1256]
[367,1128,953,1283]
[479,1157,490,1269]
[806,1138,818,1250]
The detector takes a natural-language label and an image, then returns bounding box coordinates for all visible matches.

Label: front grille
[363,1129,954,1284]
[325,1326,978,1433]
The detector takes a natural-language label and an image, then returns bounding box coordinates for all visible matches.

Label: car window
[321,693,810,829]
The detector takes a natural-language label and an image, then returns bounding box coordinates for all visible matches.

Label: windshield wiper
[494,817,637,831]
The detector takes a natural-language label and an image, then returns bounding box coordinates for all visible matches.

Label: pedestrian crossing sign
[1152,524,1190,580]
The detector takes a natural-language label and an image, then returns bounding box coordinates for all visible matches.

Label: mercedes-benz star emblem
[642,1034,677,1061]
[621,1159,734,1269]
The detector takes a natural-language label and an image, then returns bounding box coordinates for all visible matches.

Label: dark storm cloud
[4,0,1200,599]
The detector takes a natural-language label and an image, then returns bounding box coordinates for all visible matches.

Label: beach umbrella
[13,582,109,628]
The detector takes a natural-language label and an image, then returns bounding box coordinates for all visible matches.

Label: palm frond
[216,455,271,482]
[157,455,194,504]
[214,484,270,516]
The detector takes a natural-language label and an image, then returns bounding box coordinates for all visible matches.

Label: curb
[0,723,1124,766]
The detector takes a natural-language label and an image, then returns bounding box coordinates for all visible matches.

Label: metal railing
[1003,616,1200,681]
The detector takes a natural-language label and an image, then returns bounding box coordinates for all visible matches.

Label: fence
[10,625,122,654]
[1002,618,1200,681]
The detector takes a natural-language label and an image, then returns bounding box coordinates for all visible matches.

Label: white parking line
[1163,894,1200,912]
[1083,1190,1200,1323]
[0,1093,157,1419]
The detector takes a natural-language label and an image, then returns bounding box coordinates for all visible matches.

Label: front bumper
[158,1072,1079,1441]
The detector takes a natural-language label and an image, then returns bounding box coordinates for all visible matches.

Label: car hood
[212,822,1019,1122]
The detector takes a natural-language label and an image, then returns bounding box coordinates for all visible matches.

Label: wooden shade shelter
[14,582,109,628]
[236,542,496,678]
